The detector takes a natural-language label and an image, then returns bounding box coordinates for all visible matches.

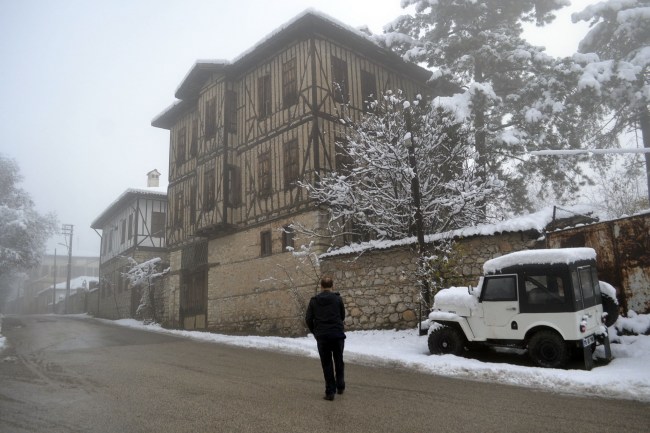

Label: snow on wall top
[483,247,597,274]
[321,205,597,258]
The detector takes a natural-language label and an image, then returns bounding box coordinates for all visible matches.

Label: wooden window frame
[225,90,237,133]
[331,56,349,104]
[259,149,272,196]
[258,74,272,119]
[128,214,133,240]
[152,211,166,236]
[260,230,272,257]
[361,69,377,112]
[190,118,198,157]
[204,98,216,138]
[173,191,184,228]
[282,58,298,108]
[283,139,299,189]
[176,126,187,165]
[203,167,216,211]
[226,164,242,207]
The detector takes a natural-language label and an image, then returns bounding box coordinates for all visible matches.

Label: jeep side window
[578,266,596,307]
[524,275,566,305]
[572,270,583,309]
[481,275,517,302]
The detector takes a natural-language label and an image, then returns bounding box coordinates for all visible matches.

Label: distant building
[6,254,99,314]
[152,11,433,335]
[91,176,168,320]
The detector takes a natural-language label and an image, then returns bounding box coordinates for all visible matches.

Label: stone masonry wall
[321,230,541,332]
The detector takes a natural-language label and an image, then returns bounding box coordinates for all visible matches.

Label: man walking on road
[305,276,346,401]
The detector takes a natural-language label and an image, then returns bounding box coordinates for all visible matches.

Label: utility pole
[61,224,73,314]
[52,249,57,313]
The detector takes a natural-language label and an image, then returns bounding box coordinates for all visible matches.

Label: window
[152,211,166,236]
[128,214,133,240]
[335,137,353,174]
[225,90,237,133]
[203,168,216,210]
[259,149,272,196]
[261,230,272,256]
[190,118,198,157]
[190,188,196,224]
[204,98,216,138]
[481,275,517,302]
[361,70,377,112]
[226,165,242,207]
[120,219,126,244]
[331,56,348,103]
[176,126,187,164]
[524,275,566,305]
[258,74,272,119]
[282,58,298,108]
[174,191,184,228]
[283,139,299,189]
[282,225,295,252]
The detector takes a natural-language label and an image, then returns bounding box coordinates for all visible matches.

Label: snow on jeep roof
[483,248,597,274]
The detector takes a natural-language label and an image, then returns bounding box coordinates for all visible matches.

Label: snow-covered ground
[100,313,650,402]
[1,312,647,401]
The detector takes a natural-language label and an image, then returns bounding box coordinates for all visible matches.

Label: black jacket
[305,291,345,339]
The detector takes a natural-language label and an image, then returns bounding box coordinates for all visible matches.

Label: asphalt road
[0,315,648,433]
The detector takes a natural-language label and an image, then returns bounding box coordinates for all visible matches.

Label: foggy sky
[0,0,591,256]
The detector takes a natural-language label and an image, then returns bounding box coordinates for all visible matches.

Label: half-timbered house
[152,10,433,335]
[91,181,168,320]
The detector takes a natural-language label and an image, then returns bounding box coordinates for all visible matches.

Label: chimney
[147,169,161,188]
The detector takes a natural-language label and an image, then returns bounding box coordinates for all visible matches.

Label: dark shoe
[337,388,345,395]
[323,394,335,401]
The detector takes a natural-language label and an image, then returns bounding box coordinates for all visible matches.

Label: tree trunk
[640,105,650,203]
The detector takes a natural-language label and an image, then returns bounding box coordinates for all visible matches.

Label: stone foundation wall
[321,230,540,331]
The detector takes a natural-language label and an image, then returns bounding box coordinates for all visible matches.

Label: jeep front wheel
[428,326,465,356]
[528,330,569,368]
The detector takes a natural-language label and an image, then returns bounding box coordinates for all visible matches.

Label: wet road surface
[1,315,648,433]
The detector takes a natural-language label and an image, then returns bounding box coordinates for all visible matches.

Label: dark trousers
[316,338,345,395]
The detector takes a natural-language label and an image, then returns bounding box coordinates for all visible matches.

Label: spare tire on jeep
[599,281,619,327]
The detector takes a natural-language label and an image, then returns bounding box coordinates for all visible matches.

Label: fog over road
[1,315,648,433]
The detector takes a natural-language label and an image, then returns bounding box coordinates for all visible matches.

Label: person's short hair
[320,276,333,289]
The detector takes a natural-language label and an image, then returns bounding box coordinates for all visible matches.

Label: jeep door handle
[506,307,517,311]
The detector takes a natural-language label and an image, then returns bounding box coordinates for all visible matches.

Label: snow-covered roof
[483,247,597,274]
[37,276,99,295]
[152,9,432,129]
[91,188,167,229]
[321,205,598,258]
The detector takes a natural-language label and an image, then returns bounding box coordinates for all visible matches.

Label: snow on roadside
[103,313,650,403]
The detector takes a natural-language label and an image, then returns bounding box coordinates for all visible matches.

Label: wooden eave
[91,189,167,230]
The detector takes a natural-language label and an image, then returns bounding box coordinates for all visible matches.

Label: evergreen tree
[572,0,650,200]
[380,0,599,211]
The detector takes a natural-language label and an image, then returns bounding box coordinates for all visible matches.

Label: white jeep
[426,248,616,369]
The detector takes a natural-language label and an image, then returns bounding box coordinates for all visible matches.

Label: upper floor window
[176,126,187,164]
[120,219,126,244]
[203,167,216,211]
[259,149,272,196]
[361,70,377,112]
[190,188,196,224]
[331,56,348,103]
[190,118,198,157]
[225,90,237,133]
[152,211,166,237]
[226,165,242,207]
[282,58,298,108]
[128,214,134,240]
[258,74,272,119]
[283,139,299,189]
[174,191,184,228]
[204,98,216,138]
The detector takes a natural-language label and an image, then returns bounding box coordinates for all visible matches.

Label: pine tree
[380,0,599,211]
[572,0,650,200]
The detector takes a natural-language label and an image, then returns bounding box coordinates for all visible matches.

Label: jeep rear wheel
[428,326,464,356]
[528,330,569,368]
